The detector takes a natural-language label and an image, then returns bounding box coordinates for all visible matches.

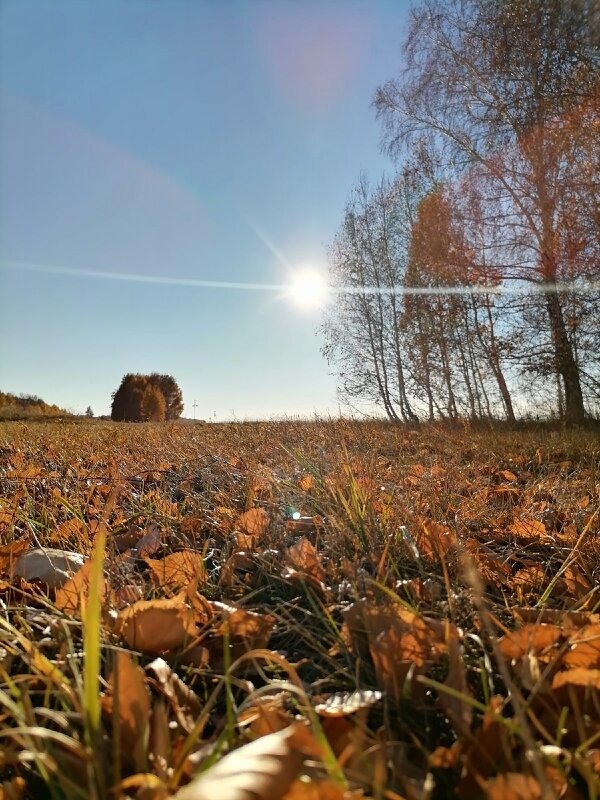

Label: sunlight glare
[288,267,330,310]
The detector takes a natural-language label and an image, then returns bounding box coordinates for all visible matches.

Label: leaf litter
[0,419,599,798]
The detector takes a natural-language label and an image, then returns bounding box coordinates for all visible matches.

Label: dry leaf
[146,657,202,734]
[135,523,163,558]
[209,601,275,663]
[0,538,29,577]
[103,651,151,773]
[485,773,542,799]
[145,550,206,588]
[563,624,600,670]
[284,538,326,583]
[238,694,294,737]
[55,558,103,616]
[499,625,563,662]
[439,634,473,736]
[0,777,26,800]
[116,595,198,653]
[416,519,457,563]
[315,690,382,717]
[173,724,305,800]
[237,508,270,537]
[509,518,546,542]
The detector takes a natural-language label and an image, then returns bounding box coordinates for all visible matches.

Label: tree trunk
[545,288,585,423]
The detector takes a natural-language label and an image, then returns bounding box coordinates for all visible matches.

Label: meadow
[1,418,599,799]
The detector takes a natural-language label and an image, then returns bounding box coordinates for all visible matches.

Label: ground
[0,418,599,799]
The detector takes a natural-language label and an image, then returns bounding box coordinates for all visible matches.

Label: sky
[0,0,411,419]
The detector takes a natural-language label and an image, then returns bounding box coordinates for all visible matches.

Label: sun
[288,267,330,310]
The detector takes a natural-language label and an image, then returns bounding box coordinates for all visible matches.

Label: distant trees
[110,374,183,422]
[323,0,600,423]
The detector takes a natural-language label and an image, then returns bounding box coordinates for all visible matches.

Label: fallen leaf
[509,518,546,542]
[134,523,163,558]
[55,558,105,616]
[315,690,382,717]
[146,657,202,734]
[103,651,151,773]
[116,595,199,654]
[145,550,206,588]
[563,624,600,670]
[499,625,563,662]
[284,538,326,583]
[438,634,473,736]
[237,508,270,538]
[485,772,542,800]
[173,724,305,800]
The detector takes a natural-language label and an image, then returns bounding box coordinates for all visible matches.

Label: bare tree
[375,0,600,422]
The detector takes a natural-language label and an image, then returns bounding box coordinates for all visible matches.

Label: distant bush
[110,373,183,422]
[0,392,70,420]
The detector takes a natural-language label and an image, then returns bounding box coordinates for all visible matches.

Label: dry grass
[1,418,599,799]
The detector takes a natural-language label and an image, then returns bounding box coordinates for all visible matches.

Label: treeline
[111,374,183,422]
[0,392,70,420]
[323,0,600,424]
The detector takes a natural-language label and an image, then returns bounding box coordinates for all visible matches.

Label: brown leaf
[145,550,206,588]
[0,538,29,577]
[238,694,294,737]
[103,651,151,773]
[439,634,473,736]
[146,657,202,734]
[149,699,171,782]
[173,724,305,800]
[208,601,275,663]
[0,777,26,800]
[499,625,563,662]
[563,624,600,670]
[54,558,110,616]
[485,773,542,800]
[284,538,326,583]
[297,473,314,492]
[116,595,198,654]
[237,508,270,537]
[509,518,546,542]
[48,518,87,544]
[552,667,600,691]
[135,523,163,558]
[416,519,457,563]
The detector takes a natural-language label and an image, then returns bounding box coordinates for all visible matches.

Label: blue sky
[0,0,410,418]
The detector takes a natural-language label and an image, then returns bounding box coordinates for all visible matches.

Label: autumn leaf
[438,634,473,736]
[238,694,294,737]
[116,595,199,654]
[563,624,600,670]
[103,651,151,773]
[146,657,202,734]
[0,538,29,577]
[208,601,275,663]
[173,725,305,800]
[284,537,326,583]
[145,550,206,588]
[55,558,107,616]
[237,508,270,537]
[499,625,563,663]
[314,690,382,718]
[485,772,542,800]
[509,518,546,542]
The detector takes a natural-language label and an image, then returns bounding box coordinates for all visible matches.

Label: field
[1,419,600,800]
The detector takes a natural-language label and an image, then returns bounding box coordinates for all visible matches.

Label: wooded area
[323,0,600,423]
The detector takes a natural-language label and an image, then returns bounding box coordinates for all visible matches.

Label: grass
[0,417,599,798]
